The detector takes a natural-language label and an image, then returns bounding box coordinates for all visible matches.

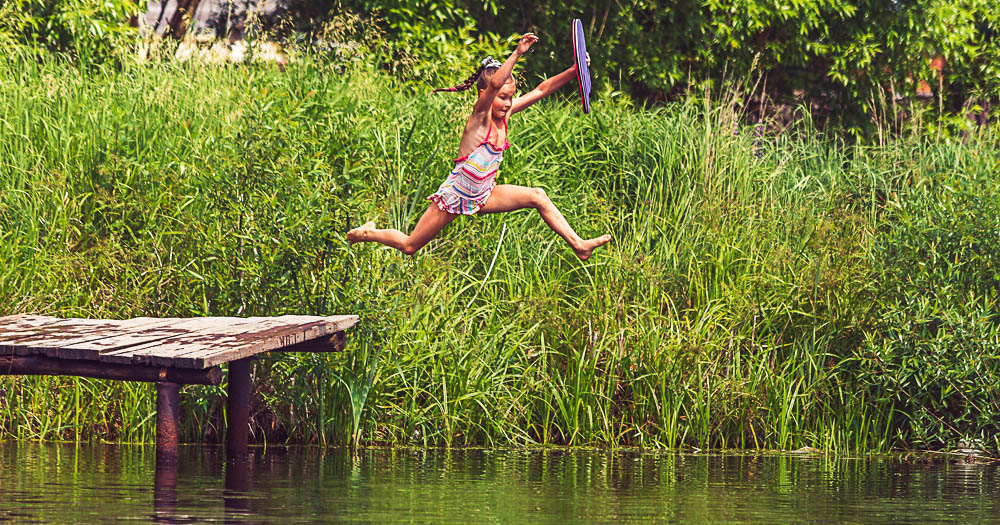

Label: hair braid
[432,63,487,94]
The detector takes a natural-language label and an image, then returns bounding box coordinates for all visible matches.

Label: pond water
[1,443,998,523]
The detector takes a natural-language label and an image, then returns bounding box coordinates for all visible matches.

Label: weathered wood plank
[1,314,360,369]
[0,315,67,345]
[169,315,358,368]
[0,313,30,326]
[6,317,176,360]
[98,317,270,366]
[61,317,243,358]
[278,331,347,353]
[0,314,61,329]
[110,315,358,368]
[1,318,125,356]
[116,317,317,368]
[185,318,347,368]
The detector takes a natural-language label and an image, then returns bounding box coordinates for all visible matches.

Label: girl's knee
[531,187,549,207]
[401,237,425,255]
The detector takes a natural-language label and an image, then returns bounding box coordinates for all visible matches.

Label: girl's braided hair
[433,56,506,93]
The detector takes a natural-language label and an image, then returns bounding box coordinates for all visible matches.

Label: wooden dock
[0,313,359,461]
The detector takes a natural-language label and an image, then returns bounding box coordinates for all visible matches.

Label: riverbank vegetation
[2,0,999,453]
[1,43,997,453]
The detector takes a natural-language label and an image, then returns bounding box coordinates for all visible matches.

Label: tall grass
[1,47,997,452]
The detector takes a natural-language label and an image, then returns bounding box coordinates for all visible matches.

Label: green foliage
[306,6,510,90]
[855,157,1000,450]
[3,0,998,125]
[319,0,1000,126]
[0,0,141,63]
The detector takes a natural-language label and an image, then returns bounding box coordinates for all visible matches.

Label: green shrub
[304,6,511,90]
[321,1,1000,127]
[0,0,141,63]
[856,158,1000,450]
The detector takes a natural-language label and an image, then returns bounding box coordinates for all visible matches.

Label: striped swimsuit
[427,119,509,215]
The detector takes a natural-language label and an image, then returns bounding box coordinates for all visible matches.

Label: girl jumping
[347,33,611,261]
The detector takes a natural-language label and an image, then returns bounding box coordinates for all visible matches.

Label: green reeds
[1,47,997,452]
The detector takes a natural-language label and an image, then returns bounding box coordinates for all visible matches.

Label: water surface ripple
[1,443,998,523]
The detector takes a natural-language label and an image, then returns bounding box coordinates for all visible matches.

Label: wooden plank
[1,314,359,369]
[278,331,347,353]
[2,316,241,359]
[262,315,358,333]
[186,315,359,367]
[108,315,358,368]
[98,317,269,367]
[58,317,235,359]
[0,314,60,330]
[187,317,343,368]
[0,315,66,346]
[175,315,358,367]
[1,317,125,356]
[122,317,314,368]
[5,317,175,360]
[0,313,30,326]
[4,318,124,357]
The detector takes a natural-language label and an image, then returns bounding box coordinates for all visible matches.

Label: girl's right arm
[471,34,538,116]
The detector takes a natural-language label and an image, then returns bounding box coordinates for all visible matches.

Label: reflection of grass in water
[0,46,997,453]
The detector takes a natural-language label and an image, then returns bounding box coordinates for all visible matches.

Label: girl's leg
[348,204,458,255]
[478,184,611,261]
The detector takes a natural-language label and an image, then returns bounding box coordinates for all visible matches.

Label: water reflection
[1,443,998,524]
[224,456,251,521]
[153,457,177,523]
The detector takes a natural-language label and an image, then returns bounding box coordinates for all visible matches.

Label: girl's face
[484,79,516,120]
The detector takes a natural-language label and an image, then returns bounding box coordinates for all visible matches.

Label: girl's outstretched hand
[572,53,591,71]
[517,33,538,55]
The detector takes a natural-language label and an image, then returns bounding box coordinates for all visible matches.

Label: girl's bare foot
[347,221,376,244]
[574,234,612,261]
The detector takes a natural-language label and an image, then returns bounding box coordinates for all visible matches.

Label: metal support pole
[155,382,181,464]
[226,357,252,461]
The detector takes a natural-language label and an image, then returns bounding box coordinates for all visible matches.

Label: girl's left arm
[509,59,584,115]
